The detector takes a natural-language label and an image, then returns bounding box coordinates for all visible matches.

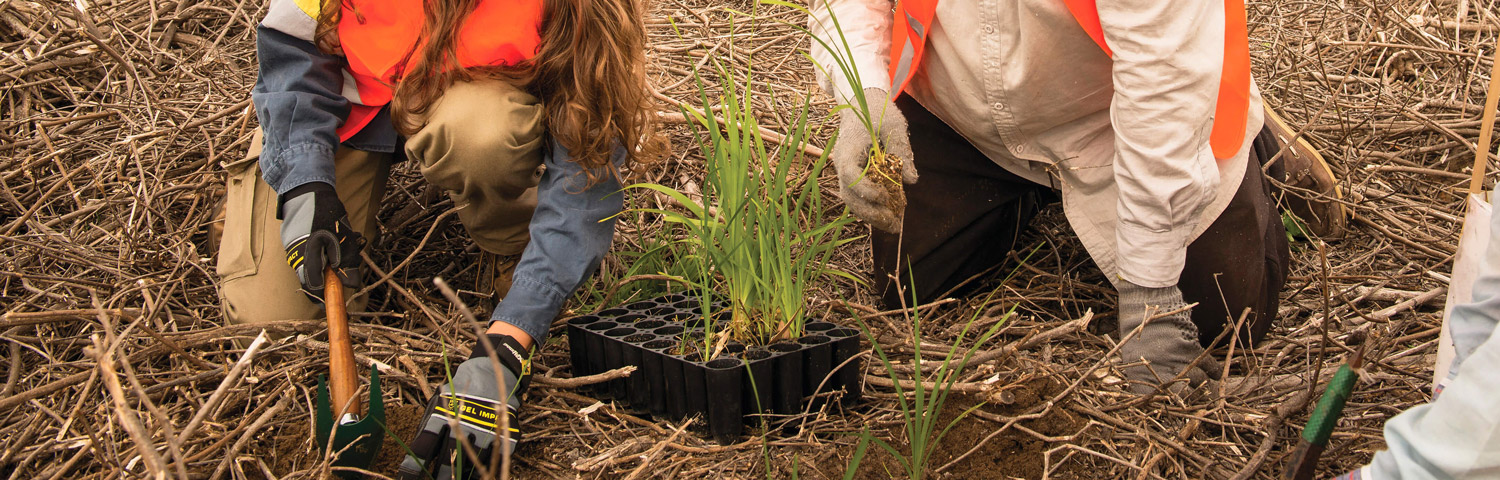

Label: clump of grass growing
[850,289,1014,480]
[842,244,1038,479]
[621,19,857,354]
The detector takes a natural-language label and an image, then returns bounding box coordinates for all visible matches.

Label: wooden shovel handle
[1468,32,1500,195]
[325,268,360,418]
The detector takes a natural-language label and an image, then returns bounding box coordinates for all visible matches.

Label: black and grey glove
[278,182,363,303]
[831,87,918,233]
[1116,281,1221,395]
[399,334,532,480]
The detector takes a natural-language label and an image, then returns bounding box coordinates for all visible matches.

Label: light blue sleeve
[1443,197,1500,385]
[252,24,346,196]
[1359,324,1500,478]
[1340,202,1500,478]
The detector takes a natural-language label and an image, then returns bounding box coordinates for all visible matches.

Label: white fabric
[1436,192,1492,388]
[262,0,317,41]
[809,0,1264,288]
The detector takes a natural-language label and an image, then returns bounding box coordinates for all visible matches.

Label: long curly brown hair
[313,0,659,181]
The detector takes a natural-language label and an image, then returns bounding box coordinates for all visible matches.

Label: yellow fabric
[293,0,319,19]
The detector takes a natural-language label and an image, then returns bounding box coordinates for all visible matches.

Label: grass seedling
[851,277,1019,480]
[847,243,1040,478]
[841,428,874,480]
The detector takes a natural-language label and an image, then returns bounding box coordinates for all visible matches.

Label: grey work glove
[278,182,363,303]
[400,334,532,480]
[1116,281,1222,395]
[831,87,918,233]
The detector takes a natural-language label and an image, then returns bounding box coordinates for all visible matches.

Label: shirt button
[983,25,996,34]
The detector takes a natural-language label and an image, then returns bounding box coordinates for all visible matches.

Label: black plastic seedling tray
[565,294,863,444]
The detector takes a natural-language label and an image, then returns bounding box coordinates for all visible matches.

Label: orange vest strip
[889,0,1250,160]
[333,0,544,140]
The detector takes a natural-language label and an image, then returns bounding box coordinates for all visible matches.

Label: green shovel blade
[316,368,385,478]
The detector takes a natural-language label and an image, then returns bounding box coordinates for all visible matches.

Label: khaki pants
[218,80,545,324]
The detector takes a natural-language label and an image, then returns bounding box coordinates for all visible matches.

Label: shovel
[315,267,385,477]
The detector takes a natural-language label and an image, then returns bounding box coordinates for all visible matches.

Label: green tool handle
[1281,364,1359,480]
[1303,364,1358,446]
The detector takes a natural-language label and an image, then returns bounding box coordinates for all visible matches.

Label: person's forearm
[486,321,534,349]
[488,141,625,346]
[252,1,348,196]
[1097,0,1224,287]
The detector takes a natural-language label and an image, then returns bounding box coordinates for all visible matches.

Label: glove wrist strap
[470,333,533,392]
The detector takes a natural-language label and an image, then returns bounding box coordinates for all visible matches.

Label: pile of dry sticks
[1,0,1495,477]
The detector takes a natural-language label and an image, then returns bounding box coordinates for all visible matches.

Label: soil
[852,377,1085,480]
[271,425,318,475]
[371,403,428,474]
[869,151,907,214]
[267,402,425,476]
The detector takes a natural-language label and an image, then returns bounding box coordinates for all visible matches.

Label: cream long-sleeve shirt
[810,0,1265,288]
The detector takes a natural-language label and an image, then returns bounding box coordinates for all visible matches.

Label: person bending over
[809,0,1347,393]
[220,0,655,477]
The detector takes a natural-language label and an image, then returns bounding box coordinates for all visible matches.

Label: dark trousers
[872,96,1290,348]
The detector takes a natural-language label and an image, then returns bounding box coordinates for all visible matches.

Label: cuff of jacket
[829,59,893,109]
[1114,221,1193,289]
[489,273,567,346]
[260,142,337,196]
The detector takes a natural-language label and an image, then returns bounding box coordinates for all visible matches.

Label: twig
[87,336,169,479]
[209,394,290,480]
[533,366,638,389]
[1229,388,1316,480]
[175,332,268,445]
[1135,417,1202,480]
[1365,286,1446,321]
[0,308,141,328]
[622,421,691,480]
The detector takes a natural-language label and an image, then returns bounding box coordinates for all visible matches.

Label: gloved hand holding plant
[831,87,918,233]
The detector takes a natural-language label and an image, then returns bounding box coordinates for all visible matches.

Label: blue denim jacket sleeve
[490,141,624,344]
[251,25,347,196]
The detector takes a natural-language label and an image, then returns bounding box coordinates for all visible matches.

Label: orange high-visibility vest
[334,0,544,140]
[889,0,1251,160]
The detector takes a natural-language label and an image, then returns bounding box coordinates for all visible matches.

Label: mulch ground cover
[2,0,1492,477]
